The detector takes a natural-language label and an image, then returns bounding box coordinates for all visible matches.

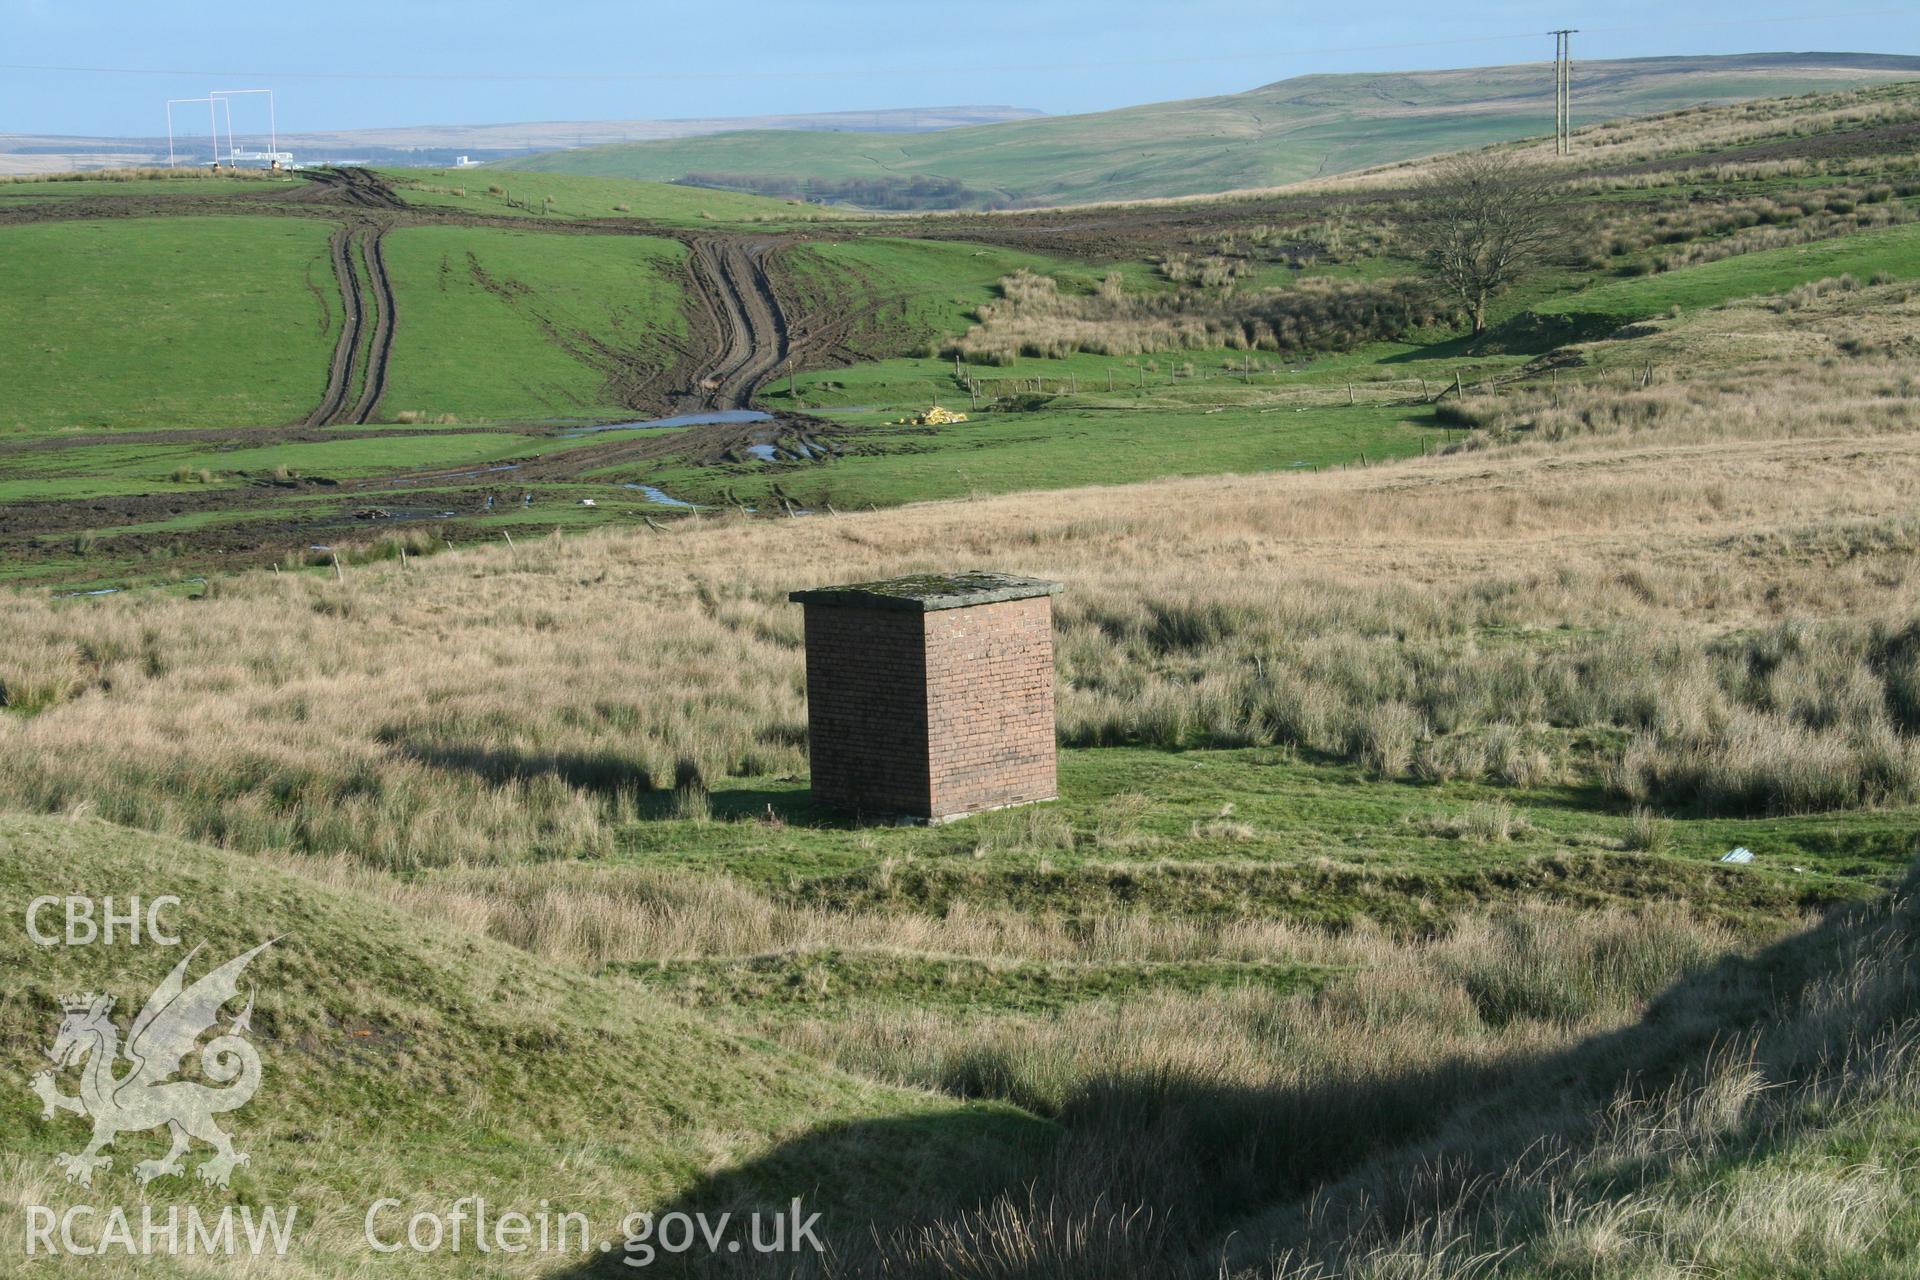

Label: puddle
[59,575,204,598]
[744,444,778,462]
[619,483,817,517]
[623,484,703,509]
[566,410,772,437]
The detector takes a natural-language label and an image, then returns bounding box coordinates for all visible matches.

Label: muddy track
[293,166,408,210]
[305,225,396,427]
[305,228,365,428]
[346,227,395,424]
[680,238,792,410]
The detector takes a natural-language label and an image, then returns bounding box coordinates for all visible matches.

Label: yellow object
[894,405,969,425]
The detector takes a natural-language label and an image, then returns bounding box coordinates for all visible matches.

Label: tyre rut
[306,224,396,427]
[346,227,395,425]
[680,237,793,411]
[305,227,364,428]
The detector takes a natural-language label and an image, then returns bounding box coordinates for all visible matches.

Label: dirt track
[305,223,395,427]
[0,161,1345,422]
[347,227,395,424]
[679,238,793,410]
[290,166,409,210]
[305,228,363,426]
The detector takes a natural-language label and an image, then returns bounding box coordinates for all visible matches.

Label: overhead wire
[0,8,1903,86]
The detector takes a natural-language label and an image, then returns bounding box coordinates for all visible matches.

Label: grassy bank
[0,813,1045,1275]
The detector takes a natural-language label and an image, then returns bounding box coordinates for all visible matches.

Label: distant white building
[454,155,480,167]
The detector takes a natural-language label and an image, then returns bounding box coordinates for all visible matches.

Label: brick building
[788,572,1060,822]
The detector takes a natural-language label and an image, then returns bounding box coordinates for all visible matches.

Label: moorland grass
[9,83,1920,1277]
[494,58,1920,208]
[1,380,1915,872]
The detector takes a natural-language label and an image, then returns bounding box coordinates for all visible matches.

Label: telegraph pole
[1552,31,1563,155]
[1549,29,1579,155]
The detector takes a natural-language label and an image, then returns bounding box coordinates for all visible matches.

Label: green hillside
[383,167,839,226]
[381,226,690,420]
[5,76,1920,591]
[496,52,1920,207]
[0,217,337,433]
[0,217,699,434]
[0,813,1043,1271]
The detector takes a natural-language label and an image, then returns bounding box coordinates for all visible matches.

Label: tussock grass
[950,268,1448,363]
[1,397,1917,863]
[681,863,1920,1277]
[1590,187,1920,275]
[968,804,1075,857]
[1057,568,1920,815]
[753,901,1758,1275]
[1306,81,1920,194]
[1214,866,1920,1279]
[282,852,1366,973]
[0,166,284,185]
[1418,800,1527,844]
[1624,805,1672,854]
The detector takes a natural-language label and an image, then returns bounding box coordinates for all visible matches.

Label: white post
[211,90,280,166]
[216,97,234,166]
[166,99,216,167]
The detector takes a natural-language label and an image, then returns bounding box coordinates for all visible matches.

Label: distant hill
[497,52,1920,208]
[0,105,1044,175]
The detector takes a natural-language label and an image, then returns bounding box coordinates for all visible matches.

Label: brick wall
[798,595,1056,821]
[923,595,1056,819]
[800,605,930,815]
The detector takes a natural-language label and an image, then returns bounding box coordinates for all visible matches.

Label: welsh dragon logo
[30,941,274,1189]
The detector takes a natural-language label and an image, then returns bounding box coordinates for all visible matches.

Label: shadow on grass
[1377,310,1625,365]
[390,729,932,831]
[562,866,1908,1277]
[626,785,861,828]
[386,737,654,796]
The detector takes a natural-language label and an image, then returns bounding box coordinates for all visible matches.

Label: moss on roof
[788,571,1062,611]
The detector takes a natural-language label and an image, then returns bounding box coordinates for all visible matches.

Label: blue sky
[3,2,1915,136]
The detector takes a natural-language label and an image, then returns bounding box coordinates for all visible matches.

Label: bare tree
[1402,151,1568,336]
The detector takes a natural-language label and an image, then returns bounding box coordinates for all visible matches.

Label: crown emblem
[35,942,275,1191]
